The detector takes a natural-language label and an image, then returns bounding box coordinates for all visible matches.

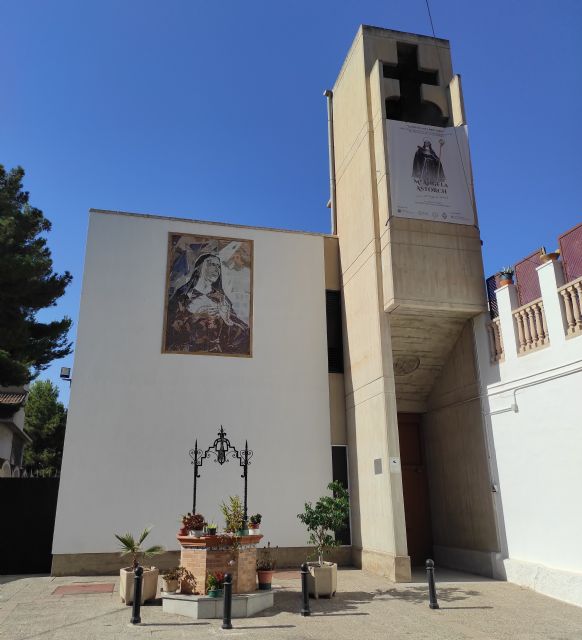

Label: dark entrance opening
[0,477,60,574]
[397,412,432,566]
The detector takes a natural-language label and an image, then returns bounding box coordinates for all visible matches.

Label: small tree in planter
[115,527,164,604]
[297,481,350,598]
[220,495,245,534]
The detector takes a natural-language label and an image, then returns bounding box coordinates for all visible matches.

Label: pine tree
[23,380,67,473]
[0,165,72,385]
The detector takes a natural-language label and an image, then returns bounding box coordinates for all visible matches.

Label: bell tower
[331,26,489,580]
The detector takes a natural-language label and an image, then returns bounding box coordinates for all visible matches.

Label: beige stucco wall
[422,322,500,575]
[333,28,410,581]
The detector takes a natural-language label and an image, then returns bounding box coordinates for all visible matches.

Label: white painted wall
[474,260,582,606]
[53,211,333,555]
[0,425,12,461]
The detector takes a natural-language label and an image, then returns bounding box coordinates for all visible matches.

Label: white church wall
[474,259,582,606]
[53,210,333,557]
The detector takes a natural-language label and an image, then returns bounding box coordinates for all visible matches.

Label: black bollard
[130,565,144,624]
[426,559,439,610]
[300,563,311,616]
[222,573,233,629]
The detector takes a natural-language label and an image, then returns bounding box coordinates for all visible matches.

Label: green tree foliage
[297,481,350,565]
[0,165,72,386]
[23,380,67,473]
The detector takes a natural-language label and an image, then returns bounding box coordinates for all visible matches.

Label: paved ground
[1,568,581,639]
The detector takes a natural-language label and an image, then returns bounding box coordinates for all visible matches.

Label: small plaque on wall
[374,458,383,475]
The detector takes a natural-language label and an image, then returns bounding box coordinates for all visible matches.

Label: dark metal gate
[0,477,60,574]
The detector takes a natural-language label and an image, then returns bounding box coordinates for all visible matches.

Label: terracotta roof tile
[0,392,26,405]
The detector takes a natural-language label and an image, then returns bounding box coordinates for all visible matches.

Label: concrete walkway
[1,568,581,639]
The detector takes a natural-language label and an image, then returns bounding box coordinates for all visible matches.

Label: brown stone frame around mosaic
[161,231,254,358]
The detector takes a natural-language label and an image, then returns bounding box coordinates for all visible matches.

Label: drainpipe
[324,89,337,235]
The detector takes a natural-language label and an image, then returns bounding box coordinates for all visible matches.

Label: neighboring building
[0,386,30,476]
[475,223,582,607]
[52,25,582,607]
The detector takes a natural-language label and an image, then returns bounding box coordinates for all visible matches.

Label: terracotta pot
[257,569,274,590]
[499,277,513,287]
[540,252,560,263]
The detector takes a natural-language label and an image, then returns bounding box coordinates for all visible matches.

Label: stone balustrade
[512,297,549,355]
[486,318,504,363]
[558,276,582,338]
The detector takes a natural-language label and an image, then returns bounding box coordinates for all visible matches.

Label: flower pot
[206,528,217,536]
[498,277,513,287]
[307,562,337,599]
[249,526,260,535]
[257,569,274,590]
[194,529,204,538]
[207,588,223,598]
[540,252,560,263]
[162,578,179,593]
[180,579,195,595]
[119,566,159,605]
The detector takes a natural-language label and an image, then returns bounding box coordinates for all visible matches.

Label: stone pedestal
[178,534,262,595]
[162,591,274,619]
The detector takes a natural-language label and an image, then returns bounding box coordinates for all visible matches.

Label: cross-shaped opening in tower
[383,42,447,127]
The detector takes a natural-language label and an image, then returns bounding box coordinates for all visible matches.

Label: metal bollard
[300,563,311,616]
[222,573,233,629]
[130,565,144,624]
[426,559,439,610]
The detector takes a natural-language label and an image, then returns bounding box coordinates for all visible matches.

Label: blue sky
[2,0,581,405]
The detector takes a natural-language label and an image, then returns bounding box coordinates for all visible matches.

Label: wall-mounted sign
[386,120,475,225]
[163,233,253,357]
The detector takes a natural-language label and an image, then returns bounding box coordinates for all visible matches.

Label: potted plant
[498,266,514,287]
[179,568,197,595]
[206,522,218,536]
[256,541,276,590]
[115,526,164,605]
[206,571,225,598]
[249,513,262,534]
[539,247,561,263]
[161,567,181,593]
[220,496,245,535]
[182,512,205,537]
[297,481,350,599]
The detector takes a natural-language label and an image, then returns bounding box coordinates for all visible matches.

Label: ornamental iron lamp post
[189,426,253,528]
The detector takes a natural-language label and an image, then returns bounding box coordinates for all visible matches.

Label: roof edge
[89,209,338,239]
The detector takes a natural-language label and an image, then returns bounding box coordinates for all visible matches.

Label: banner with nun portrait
[386,120,475,225]
[163,233,253,357]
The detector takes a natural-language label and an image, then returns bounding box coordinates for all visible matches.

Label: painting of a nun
[163,233,253,357]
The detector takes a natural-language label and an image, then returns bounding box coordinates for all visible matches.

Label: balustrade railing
[558,276,582,338]
[512,297,549,354]
[487,317,504,363]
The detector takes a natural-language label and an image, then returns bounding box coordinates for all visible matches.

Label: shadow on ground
[374,585,481,604]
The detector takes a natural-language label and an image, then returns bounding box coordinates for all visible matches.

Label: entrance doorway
[397,412,432,566]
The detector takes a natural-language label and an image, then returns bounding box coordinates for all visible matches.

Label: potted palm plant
[115,526,164,605]
[297,481,350,599]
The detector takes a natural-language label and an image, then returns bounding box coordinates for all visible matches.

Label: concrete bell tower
[331,26,494,581]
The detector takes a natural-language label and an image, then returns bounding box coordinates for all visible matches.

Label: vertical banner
[386,120,475,225]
